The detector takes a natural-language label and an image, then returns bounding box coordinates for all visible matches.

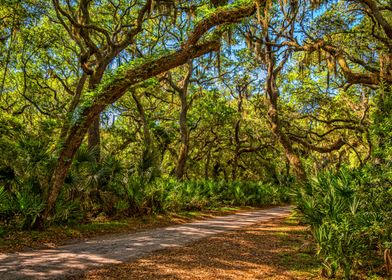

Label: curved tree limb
[43,2,258,220]
[290,136,346,153]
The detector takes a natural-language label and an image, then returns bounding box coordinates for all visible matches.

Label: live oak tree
[239,0,391,180]
[42,1,257,219]
[164,61,194,180]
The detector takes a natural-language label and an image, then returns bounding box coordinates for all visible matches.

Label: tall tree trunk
[204,131,218,180]
[87,73,105,161]
[88,116,101,160]
[232,120,241,181]
[175,88,189,180]
[132,91,158,174]
[172,61,193,180]
[259,5,307,182]
[267,98,306,181]
[265,65,307,181]
[204,142,212,179]
[231,83,247,181]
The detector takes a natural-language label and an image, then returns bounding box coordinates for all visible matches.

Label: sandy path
[0,206,291,280]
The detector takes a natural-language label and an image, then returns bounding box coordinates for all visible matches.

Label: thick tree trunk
[88,116,101,160]
[232,86,246,181]
[176,143,188,179]
[175,89,189,180]
[44,123,89,221]
[174,61,192,180]
[264,47,306,181]
[268,103,306,181]
[204,142,212,179]
[232,120,241,181]
[132,92,157,173]
[266,77,307,182]
[87,73,105,161]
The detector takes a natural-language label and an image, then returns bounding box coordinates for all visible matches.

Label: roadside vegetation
[0,173,290,231]
[295,167,392,279]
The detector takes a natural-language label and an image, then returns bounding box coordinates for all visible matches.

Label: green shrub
[117,178,290,215]
[294,168,392,279]
[0,184,47,229]
[51,198,84,225]
[0,186,15,224]
[14,188,45,229]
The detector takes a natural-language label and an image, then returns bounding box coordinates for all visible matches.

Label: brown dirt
[0,206,292,280]
[0,207,260,253]
[76,217,322,280]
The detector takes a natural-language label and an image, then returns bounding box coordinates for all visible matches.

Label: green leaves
[0,186,12,216]
[15,189,46,229]
[295,168,392,278]
[0,184,46,229]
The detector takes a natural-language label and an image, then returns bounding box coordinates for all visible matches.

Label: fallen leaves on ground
[0,207,254,253]
[76,217,322,280]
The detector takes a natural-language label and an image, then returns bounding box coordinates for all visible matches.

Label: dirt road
[0,206,291,280]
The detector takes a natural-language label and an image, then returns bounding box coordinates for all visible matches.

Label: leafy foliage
[295,167,392,279]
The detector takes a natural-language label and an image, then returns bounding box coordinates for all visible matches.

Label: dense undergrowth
[0,171,290,232]
[295,166,392,279]
[0,134,291,231]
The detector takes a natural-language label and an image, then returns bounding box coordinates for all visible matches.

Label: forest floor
[75,214,322,280]
[0,206,259,253]
[0,206,307,279]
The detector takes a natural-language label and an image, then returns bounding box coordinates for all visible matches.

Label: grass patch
[275,218,322,276]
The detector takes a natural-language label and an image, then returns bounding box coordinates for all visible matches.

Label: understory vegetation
[1,0,392,278]
[0,158,290,230]
[295,166,392,279]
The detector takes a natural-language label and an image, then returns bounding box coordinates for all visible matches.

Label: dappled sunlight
[0,207,291,279]
[78,217,320,280]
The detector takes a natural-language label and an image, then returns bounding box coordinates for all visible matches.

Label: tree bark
[267,99,307,181]
[176,143,188,179]
[131,91,157,173]
[176,112,189,179]
[231,82,247,181]
[175,89,189,179]
[265,66,307,181]
[87,116,101,160]
[232,120,241,181]
[173,61,193,180]
[261,7,307,182]
[86,71,106,161]
[204,142,212,179]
